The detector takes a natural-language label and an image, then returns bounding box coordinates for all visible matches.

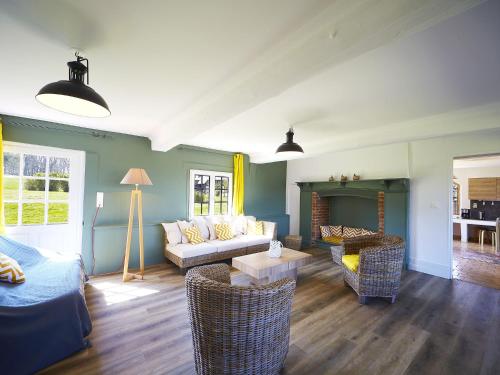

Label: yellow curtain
[233,153,244,216]
[0,119,5,234]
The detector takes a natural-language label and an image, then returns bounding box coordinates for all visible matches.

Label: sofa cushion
[320,225,331,238]
[329,225,342,237]
[361,228,378,236]
[166,242,217,258]
[208,238,246,252]
[162,222,182,245]
[239,234,271,247]
[192,217,210,239]
[184,226,205,245]
[343,227,363,238]
[342,254,360,273]
[225,215,247,235]
[206,216,223,240]
[177,220,194,243]
[215,223,233,240]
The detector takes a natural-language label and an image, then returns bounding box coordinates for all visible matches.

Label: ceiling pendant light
[36,52,110,117]
[276,127,304,155]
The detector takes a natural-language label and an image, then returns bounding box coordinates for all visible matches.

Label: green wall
[1,115,289,274]
[330,196,378,231]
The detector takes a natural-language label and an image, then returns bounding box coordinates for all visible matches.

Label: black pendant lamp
[36,53,110,117]
[276,128,304,155]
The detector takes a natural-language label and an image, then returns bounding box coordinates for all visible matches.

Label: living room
[1,1,499,374]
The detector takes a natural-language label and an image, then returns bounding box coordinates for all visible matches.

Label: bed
[0,236,92,374]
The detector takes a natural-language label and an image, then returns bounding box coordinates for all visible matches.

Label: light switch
[96,192,104,208]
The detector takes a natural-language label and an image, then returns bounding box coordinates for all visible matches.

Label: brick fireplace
[310,191,385,241]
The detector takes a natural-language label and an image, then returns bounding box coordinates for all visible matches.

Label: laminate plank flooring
[40,248,499,375]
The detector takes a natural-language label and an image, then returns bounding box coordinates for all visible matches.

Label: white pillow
[162,222,182,245]
[246,216,257,235]
[177,220,194,244]
[193,217,210,240]
[206,216,222,240]
[227,216,247,235]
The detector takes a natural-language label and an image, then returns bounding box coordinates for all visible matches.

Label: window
[2,142,85,254]
[4,151,70,225]
[189,170,232,218]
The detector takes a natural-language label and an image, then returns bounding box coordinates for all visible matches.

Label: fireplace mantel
[296,178,409,194]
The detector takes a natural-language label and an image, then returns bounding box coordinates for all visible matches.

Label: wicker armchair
[342,235,405,304]
[185,264,296,375]
[330,234,383,265]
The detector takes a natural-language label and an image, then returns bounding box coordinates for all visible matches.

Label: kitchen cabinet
[468,178,498,200]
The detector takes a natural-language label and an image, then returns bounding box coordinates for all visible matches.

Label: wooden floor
[453,240,500,289]
[41,248,499,375]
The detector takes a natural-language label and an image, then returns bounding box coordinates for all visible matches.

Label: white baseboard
[408,257,451,279]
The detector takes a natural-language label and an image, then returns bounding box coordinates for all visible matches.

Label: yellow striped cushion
[215,223,233,240]
[184,226,204,245]
[0,252,25,284]
[255,221,264,235]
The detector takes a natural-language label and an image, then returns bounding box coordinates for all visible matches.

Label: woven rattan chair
[330,233,383,265]
[185,263,296,375]
[342,235,405,304]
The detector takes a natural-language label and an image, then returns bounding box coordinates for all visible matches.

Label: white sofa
[162,216,277,273]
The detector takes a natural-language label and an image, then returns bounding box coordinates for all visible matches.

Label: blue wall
[2,115,289,274]
[330,196,378,231]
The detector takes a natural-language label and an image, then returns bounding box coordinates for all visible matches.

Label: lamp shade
[36,80,110,117]
[276,128,304,154]
[121,168,152,186]
[36,55,110,117]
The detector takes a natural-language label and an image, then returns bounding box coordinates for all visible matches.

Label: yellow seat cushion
[215,223,233,240]
[0,252,26,284]
[342,254,360,273]
[184,226,205,245]
[323,236,343,245]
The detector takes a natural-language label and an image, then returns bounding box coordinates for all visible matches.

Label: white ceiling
[1,0,498,163]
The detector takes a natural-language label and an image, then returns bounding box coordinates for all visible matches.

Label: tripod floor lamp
[121,168,152,282]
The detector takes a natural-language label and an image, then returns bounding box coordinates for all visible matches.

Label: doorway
[452,155,500,289]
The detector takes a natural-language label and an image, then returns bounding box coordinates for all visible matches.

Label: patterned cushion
[0,252,25,284]
[177,220,194,244]
[343,227,363,238]
[329,225,342,237]
[215,223,233,240]
[320,225,332,238]
[361,228,378,236]
[255,221,264,235]
[184,226,205,245]
[342,254,360,273]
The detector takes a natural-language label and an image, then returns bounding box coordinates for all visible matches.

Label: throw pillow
[206,216,222,240]
[215,223,233,240]
[329,225,342,237]
[320,225,332,238]
[361,228,378,236]
[343,227,363,238]
[162,222,182,245]
[0,252,25,284]
[193,217,210,240]
[177,220,194,244]
[255,221,264,235]
[184,226,205,245]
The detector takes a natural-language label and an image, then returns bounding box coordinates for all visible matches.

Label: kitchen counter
[453,217,497,242]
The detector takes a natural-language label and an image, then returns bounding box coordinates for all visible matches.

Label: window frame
[189,169,232,219]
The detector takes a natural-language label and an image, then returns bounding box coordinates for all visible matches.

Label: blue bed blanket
[0,236,92,374]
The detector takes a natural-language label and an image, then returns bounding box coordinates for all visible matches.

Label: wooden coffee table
[232,248,312,284]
